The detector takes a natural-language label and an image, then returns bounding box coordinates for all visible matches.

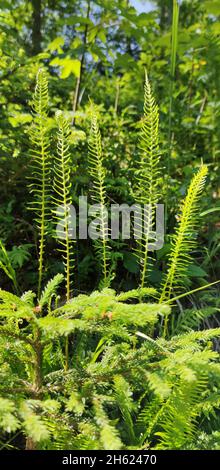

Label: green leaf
[117,287,157,301]
[187,265,208,278]
[8,113,32,127]
[200,207,220,217]
[21,409,50,443]
[47,36,64,53]
[60,15,93,26]
[38,317,83,336]
[123,252,139,273]
[50,57,81,78]
[0,239,18,291]
[66,392,85,414]
[39,274,64,307]
[204,1,220,15]
[98,30,106,43]
[0,398,20,433]
[8,244,33,268]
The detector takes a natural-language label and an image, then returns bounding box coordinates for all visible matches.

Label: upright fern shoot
[160,164,208,304]
[53,111,74,302]
[134,73,161,288]
[88,106,111,288]
[29,69,51,298]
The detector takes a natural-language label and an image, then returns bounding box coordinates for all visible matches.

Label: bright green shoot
[134,72,161,288]
[160,164,208,305]
[29,69,51,299]
[88,106,111,288]
[53,111,74,302]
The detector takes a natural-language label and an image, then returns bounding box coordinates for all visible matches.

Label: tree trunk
[25,328,43,450]
[31,0,42,55]
[26,437,37,450]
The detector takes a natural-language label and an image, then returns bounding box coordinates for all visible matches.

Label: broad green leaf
[187,265,208,278]
[204,1,220,15]
[123,252,139,273]
[47,36,64,53]
[50,57,81,78]
[8,113,32,127]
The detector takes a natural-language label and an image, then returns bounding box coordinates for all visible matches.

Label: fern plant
[1,71,220,452]
[53,111,75,370]
[133,72,161,289]
[1,273,220,450]
[88,106,111,288]
[0,239,18,293]
[160,164,208,304]
[29,69,51,298]
[53,111,74,302]
[0,283,169,450]
[0,274,64,449]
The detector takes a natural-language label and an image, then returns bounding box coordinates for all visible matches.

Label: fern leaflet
[160,164,208,303]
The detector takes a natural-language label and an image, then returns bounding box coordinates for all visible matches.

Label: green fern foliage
[154,375,207,449]
[114,375,136,445]
[29,69,51,298]
[53,111,74,301]
[88,106,111,288]
[1,71,220,452]
[93,398,123,450]
[39,273,64,309]
[134,72,161,288]
[160,164,208,303]
[0,240,18,293]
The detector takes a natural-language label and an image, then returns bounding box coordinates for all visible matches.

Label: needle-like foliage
[53,111,74,302]
[29,69,51,298]
[88,106,111,288]
[134,73,161,288]
[160,164,208,303]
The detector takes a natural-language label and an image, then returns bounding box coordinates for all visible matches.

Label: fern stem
[38,156,46,299]
[37,85,47,299]
[29,69,50,299]
[88,107,110,287]
[135,72,160,288]
[54,112,74,370]
[165,279,220,305]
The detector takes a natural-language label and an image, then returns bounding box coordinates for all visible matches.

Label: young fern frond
[134,73,161,288]
[0,240,18,293]
[171,307,217,335]
[93,398,123,450]
[160,164,208,304]
[88,107,111,288]
[155,375,207,450]
[114,375,136,445]
[39,273,64,309]
[53,111,74,302]
[29,69,51,298]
